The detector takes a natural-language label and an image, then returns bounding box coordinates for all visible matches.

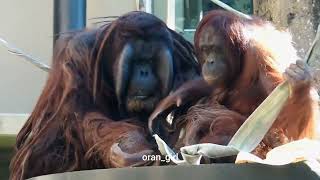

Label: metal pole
[145,0,153,13]
[167,0,176,30]
[53,0,86,44]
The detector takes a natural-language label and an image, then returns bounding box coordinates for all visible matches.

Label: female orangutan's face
[198,27,229,85]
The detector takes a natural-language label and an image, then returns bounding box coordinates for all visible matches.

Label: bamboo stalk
[228,82,290,152]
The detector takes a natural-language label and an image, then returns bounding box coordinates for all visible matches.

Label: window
[152,0,253,42]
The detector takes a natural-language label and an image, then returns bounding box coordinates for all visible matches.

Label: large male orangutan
[149,10,319,158]
[10,11,200,180]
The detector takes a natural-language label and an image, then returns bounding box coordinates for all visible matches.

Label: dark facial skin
[116,39,173,115]
[126,41,160,114]
[198,27,229,85]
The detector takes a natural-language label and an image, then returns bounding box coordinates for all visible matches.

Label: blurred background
[0,0,319,179]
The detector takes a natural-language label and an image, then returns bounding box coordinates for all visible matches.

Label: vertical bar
[145,0,153,13]
[199,0,203,21]
[136,0,153,13]
[53,0,86,44]
[167,0,176,30]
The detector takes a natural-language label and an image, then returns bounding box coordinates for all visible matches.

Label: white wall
[0,1,136,114]
[0,0,53,114]
[87,0,136,27]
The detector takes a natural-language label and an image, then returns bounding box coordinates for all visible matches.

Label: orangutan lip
[204,76,218,83]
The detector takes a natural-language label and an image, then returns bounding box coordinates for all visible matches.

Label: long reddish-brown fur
[10,11,199,180]
[152,10,319,157]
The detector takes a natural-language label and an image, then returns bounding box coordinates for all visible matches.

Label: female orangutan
[149,10,319,158]
[10,11,200,180]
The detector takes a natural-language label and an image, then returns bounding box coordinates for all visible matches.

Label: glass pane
[184,0,201,29]
[182,0,253,42]
[202,0,253,16]
[151,0,253,42]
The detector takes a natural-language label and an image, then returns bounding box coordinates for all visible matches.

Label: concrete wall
[87,0,136,27]
[0,0,52,114]
[254,0,320,58]
[0,1,136,114]
[253,0,320,92]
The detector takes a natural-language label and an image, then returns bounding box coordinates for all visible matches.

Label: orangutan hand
[109,130,156,168]
[284,60,312,92]
[148,78,213,135]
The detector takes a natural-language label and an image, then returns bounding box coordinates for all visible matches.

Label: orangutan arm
[252,86,319,158]
[82,112,156,168]
[148,78,214,134]
[273,85,319,140]
[265,61,319,142]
